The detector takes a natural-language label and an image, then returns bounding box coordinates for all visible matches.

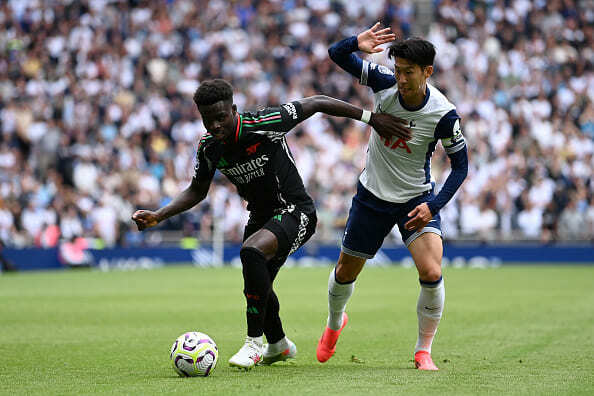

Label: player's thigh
[263,209,317,260]
[408,232,443,282]
[342,183,398,260]
[242,228,278,260]
[242,216,278,259]
[243,218,266,242]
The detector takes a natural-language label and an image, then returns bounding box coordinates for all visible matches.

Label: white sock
[415,277,445,354]
[266,336,289,354]
[327,269,355,330]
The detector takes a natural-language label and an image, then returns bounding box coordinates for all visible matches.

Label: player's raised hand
[357,22,396,54]
[132,210,160,231]
[405,203,433,232]
[369,113,412,141]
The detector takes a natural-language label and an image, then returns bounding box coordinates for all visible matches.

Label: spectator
[517,199,544,239]
[0,0,591,247]
[557,195,587,240]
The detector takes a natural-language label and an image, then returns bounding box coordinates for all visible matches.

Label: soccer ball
[170,332,218,377]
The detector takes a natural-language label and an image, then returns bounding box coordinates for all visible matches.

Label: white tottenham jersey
[361,81,466,203]
[328,35,468,211]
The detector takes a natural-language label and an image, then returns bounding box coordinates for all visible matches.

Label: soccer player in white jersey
[317,24,469,370]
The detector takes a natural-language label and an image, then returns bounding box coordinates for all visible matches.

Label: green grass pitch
[1,265,593,395]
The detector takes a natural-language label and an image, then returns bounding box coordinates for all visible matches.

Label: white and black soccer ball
[170,332,218,377]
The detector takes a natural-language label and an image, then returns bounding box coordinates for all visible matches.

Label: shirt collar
[398,86,430,111]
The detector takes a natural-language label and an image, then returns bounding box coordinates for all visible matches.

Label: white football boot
[228,336,263,370]
[262,337,297,365]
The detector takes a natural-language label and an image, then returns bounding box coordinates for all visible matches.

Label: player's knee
[241,241,275,261]
[240,246,266,267]
[418,264,442,283]
[335,263,358,283]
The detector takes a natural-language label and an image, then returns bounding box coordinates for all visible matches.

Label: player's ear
[424,65,434,78]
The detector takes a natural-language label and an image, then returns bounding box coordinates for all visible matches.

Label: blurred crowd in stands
[0,0,592,248]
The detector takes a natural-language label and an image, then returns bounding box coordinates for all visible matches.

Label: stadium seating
[0,0,592,247]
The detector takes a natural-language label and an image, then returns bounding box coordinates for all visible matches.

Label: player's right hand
[131,210,160,231]
[357,22,396,54]
[369,113,412,141]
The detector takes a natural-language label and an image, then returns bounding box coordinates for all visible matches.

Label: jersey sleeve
[435,109,466,154]
[328,36,396,93]
[240,101,305,139]
[192,136,217,182]
[427,109,469,216]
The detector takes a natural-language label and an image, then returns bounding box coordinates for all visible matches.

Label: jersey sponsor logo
[246,142,261,155]
[409,120,416,128]
[381,136,412,153]
[282,103,298,120]
[219,154,270,184]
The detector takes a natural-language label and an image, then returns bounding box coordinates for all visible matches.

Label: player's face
[394,57,433,102]
[198,100,237,141]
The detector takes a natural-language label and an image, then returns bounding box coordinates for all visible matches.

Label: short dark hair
[387,38,436,67]
[193,79,234,107]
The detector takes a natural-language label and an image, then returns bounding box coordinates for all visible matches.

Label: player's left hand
[405,203,432,232]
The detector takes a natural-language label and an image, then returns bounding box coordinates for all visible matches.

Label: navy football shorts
[341,182,442,259]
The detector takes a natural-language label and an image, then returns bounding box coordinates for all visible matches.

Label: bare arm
[296,95,411,140]
[131,178,211,231]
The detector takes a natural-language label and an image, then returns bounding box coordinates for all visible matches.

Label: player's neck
[399,84,429,110]
[224,114,241,144]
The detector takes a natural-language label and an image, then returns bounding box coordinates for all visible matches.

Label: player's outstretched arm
[296,95,411,141]
[131,178,210,231]
[328,24,397,93]
[328,22,395,60]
